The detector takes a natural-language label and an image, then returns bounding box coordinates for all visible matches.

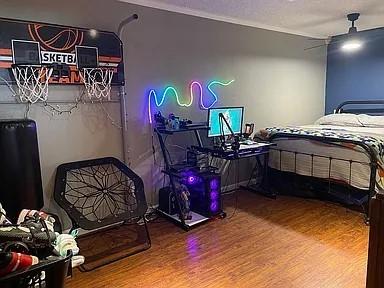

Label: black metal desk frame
[154,125,211,231]
[193,142,276,198]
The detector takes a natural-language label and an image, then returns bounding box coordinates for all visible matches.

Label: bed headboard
[335,100,384,115]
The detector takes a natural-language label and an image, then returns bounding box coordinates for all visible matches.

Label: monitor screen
[208,107,244,137]
[11,40,41,65]
[76,46,98,69]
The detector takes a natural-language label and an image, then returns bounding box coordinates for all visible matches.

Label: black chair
[54,157,151,271]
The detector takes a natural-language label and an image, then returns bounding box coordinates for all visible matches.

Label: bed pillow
[314,113,362,126]
[358,114,384,127]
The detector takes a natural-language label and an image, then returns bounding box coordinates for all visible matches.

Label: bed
[263,100,384,222]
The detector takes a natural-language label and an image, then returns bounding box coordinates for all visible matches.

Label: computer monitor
[208,107,244,137]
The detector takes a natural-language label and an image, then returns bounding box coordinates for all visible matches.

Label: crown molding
[119,0,324,38]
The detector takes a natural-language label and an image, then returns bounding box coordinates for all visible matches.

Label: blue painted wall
[325,28,384,114]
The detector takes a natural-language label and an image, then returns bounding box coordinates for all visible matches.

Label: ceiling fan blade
[304,44,327,51]
[307,38,328,41]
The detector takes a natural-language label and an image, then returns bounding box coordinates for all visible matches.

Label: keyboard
[240,139,257,145]
[223,140,271,151]
[239,142,270,151]
[192,141,275,160]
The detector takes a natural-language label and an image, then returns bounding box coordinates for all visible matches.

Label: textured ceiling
[120,0,384,38]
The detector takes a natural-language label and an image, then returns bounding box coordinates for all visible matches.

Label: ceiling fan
[305,13,362,51]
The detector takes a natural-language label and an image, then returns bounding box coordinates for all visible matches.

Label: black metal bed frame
[269,100,384,222]
[335,100,384,114]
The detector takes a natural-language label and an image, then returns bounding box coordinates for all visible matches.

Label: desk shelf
[154,125,219,231]
[156,125,209,135]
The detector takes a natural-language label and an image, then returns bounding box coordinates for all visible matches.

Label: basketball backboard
[11,40,41,66]
[0,18,124,85]
[75,46,98,69]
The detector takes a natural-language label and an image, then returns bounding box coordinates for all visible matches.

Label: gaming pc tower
[158,171,222,218]
[185,171,222,218]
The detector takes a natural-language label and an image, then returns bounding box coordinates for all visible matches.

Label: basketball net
[79,68,114,100]
[11,65,53,103]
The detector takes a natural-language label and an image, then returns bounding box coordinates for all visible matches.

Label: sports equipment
[11,65,53,103]
[79,68,113,100]
[76,46,114,100]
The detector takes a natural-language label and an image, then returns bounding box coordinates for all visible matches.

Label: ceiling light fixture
[340,13,363,53]
[306,12,363,52]
[341,39,363,52]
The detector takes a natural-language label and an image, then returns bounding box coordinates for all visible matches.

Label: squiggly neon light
[206,80,235,109]
[190,81,203,109]
[148,86,193,124]
[148,79,234,123]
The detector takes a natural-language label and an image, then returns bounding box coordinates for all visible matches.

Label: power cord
[224,159,240,219]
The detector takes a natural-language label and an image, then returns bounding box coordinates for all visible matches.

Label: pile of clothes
[0,203,84,277]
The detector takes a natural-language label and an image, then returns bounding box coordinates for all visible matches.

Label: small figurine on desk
[154,111,166,127]
[167,113,180,130]
[243,123,255,139]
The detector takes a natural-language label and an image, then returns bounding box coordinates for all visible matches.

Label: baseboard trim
[222,180,250,193]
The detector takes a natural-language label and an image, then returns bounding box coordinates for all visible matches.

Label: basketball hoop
[79,68,113,100]
[11,64,53,103]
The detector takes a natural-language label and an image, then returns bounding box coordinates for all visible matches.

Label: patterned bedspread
[265,126,384,159]
[263,126,384,191]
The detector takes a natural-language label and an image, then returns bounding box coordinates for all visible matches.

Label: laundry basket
[0,252,72,288]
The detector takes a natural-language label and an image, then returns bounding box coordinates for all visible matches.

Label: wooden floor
[67,191,369,288]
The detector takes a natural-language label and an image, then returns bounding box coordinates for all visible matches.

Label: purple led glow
[210,190,219,201]
[187,175,198,185]
[210,179,219,190]
[210,201,219,212]
[186,235,199,257]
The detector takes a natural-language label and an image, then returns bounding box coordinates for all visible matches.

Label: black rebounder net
[54,157,147,230]
[54,157,150,271]
[65,164,137,222]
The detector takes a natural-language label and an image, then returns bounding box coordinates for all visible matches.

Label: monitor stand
[218,112,240,152]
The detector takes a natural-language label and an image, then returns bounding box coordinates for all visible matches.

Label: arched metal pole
[118,14,139,166]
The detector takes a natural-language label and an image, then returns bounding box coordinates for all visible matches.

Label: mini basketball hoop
[76,45,114,100]
[11,39,53,103]
[79,67,113,100]
[11,64,53,103]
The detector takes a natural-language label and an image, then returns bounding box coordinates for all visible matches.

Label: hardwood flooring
[67,191,369,288]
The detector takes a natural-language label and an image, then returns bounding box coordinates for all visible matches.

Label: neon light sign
[148,80,234,123]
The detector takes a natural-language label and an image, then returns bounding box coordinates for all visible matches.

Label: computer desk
[154,125,213,231]
[192,141,277,198]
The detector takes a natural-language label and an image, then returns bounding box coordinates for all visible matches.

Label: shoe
[0,203,12,226]
[17,210,55,232]
[0,217,56,253]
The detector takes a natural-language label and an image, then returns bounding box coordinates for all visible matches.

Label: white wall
[0,0,326,221]
[121,2,326,205]
[0,87,123,224]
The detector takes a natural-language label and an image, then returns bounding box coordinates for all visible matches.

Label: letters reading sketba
[41,51,76,65]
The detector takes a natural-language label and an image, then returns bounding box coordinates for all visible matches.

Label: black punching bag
[0,119,44,222]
